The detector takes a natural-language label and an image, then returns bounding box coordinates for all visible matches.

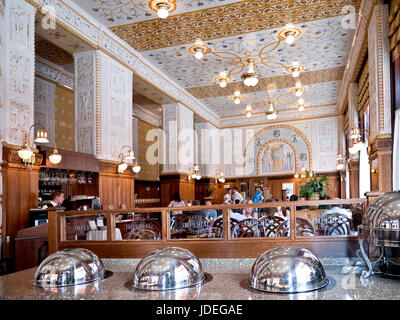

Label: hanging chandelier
[232,88,307,119]
[148,0,176,19]
[188,23,303,88]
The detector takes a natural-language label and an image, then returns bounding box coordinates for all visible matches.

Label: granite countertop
[0,258,399,300]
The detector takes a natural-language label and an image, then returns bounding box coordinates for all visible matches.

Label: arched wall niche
[244,124,312,176]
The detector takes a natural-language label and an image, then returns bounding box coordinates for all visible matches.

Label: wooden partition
[48,198,367,259]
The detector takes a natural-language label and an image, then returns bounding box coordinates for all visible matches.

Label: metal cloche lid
[249,246,328,293]
[360,191,400,247]
[133,247,205,291]
[33,248,105,288]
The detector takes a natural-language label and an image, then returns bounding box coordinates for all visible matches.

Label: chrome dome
[249,246,328,293]
[33,248,105,288]
[361,191,400,247]
[133,247,205,291]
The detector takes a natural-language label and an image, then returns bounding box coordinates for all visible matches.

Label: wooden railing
[48,198,367,258]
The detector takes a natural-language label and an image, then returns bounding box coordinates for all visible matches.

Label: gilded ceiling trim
[110,0,361,51]
[187,66,345,99]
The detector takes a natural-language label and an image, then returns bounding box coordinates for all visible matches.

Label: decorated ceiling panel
[69,0,361,123]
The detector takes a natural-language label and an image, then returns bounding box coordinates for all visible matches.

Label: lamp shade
[132,163,141,173]
[34,129,49,143]
[18,147,33,160]
[49,149,62,165]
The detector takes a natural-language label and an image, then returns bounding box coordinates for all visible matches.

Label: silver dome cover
[133,247,205,291]
[360,191,400,247]
[33,248,105,288]
[249,246,328,293]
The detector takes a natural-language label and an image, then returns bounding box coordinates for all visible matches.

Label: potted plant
[203,184,216,201]
[299,170,332,201]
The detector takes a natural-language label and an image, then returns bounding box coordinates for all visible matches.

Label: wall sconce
[336,153,345,170]
[17,122,49,169]
[188,164,201,180]
[216,170,225,183]
[117,145,141,174]
[48,141,62,165]
[348,127,368,155]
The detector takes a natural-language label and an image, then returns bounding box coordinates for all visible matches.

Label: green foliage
[299,170,332,199]
[206,185,215,197]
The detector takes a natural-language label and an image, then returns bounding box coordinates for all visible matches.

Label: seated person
[186,199,206,217]
[215,209,247,222]
[320,203,352,219]
[202,200,218,222]
[273,199,288,220]
[242,200,258,219]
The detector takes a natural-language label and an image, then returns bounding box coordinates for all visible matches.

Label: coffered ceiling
[69,0,361,123]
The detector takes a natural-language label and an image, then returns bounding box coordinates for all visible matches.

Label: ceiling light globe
[244,76,258,87]
[295,90,303,97]
[336,163,345,170]
[292,71,300,78]
[234,97,241,104]
[246,105,252,111]
[194,50,203,60]
[285,35,295,44]
[157,7,169,19]
[246,112,252,118]
[298,105,304,112]
[219,80,227,88]
[196,175,201,180]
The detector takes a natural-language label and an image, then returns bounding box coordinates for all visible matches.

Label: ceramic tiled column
[0,0,36,253]
[368,3,392,192]
[347,82,359,198]
[160,103,194,206]
[73,50,133,161]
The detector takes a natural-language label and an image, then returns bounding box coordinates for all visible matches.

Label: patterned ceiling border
[110,0,361,51]
[25,0,221,127]
[35,56,74,89]
[337,0,375,114]
[187,66,345,99]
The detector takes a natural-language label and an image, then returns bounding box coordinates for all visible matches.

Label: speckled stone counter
[0,258,399,300]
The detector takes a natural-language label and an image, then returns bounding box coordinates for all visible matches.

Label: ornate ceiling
[69,0,361,123]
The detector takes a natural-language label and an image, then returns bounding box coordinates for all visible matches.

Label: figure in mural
[262,148,273,173]
[261,143,295,174]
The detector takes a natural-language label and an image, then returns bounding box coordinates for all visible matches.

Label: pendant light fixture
[148,0,176,19]
[241,58,260,87]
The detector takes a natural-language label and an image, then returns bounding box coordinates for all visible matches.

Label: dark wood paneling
[348,160,360,198]
[38,146,99,172]
[160,174,194,206]
[98,160,135,209]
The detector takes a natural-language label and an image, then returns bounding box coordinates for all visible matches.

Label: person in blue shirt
[252,188,264,203]
[203,200,218,222]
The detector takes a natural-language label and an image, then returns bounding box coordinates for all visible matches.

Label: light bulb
[157,7,169,19]
[298,105,304,111]
[246,112,252,118]
[292,70,300,77]
[294,173,299,179]
[295,89,303,97]
[234,97,241,104]
[285,35,295,44]
[219,79,227,88]
[194,49,203,60]
[298,98,304,104]
[246,105,252,111]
